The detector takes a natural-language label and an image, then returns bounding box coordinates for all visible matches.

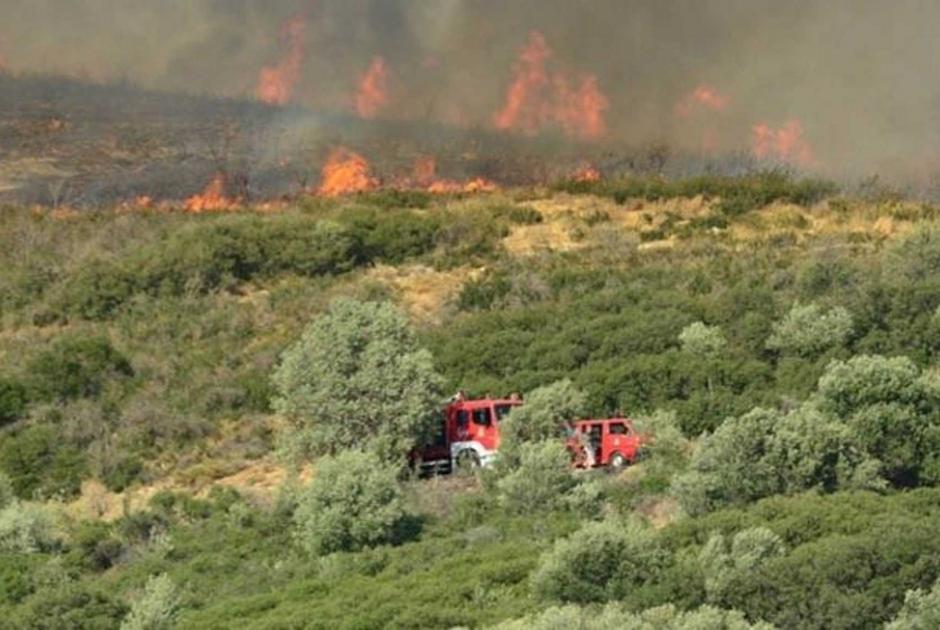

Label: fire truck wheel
[610,452,628,468]
[455,449,481,471]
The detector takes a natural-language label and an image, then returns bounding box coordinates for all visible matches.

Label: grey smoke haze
[2,0,940,179]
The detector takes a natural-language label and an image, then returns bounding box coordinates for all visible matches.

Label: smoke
[2,0,940,180]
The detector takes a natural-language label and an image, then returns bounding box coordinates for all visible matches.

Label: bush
[496,441,577,515]
[886,577,940,629]
[0,378,28,426]
[672,404,877,515]
[679,322,726,357]
[765,303,853,357]
[0,500,59,553]
[493,603,774,630]
[0,424,88,499]
[531,518,663,603]
[293,450,414,555]
[0,472,13,509]
[816,355,940,486]
[28,335,133,401]
[498,380,587,470]
[120,574,180,630]
[272,299,443,463]
[699,527,785,604]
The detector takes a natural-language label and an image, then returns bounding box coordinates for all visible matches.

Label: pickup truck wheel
[455,449,481,472]
[610,452,628,468]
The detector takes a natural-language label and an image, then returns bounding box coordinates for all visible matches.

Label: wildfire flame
[317,147,378,197]
[752,120,814,167]
[184,175,239,212]
[675,85,729,117]
[257,14,307,106]
[572,164,601,182]
[494,31,608,141]
[356,56,390,119]
[410,156,498,194]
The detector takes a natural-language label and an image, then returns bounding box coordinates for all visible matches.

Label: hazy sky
[2,0,939,178]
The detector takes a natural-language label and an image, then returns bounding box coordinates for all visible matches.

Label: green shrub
[120,574,180,630]
[8,578,127,629]
[497,379,587,470]
[293,450,415,555]
[679,322,727,357]
[28,335,133,401]
[0,424,88,499]
[496,441,577,515]
[0,500,59,553]
[766,303,853,357]
[531,518,663,603]
[272,299,443,463]
[886,577,940,629]
[493,603,774,629]
[699,527,785,604]
[817,355,940,486]
[0,378,28,426]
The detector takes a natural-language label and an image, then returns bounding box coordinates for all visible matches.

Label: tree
[679,322,727,357]
[293,450,413,555]
[496,440,576,514]
[120,574,180,630]
[531,518,663,603]
[493,603,774,629]
[0,378,27,426]
[28,335,133,402]
[699,527,785,604]
[497,379,586,469]
[886,578,940,630]
[766,303,853,357]
[671,408,781,516]
[672,403,878,515]
[272,299,443,463]
[0,500,59,553]
[816,355,940,485]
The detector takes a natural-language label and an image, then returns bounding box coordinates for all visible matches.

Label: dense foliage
[2,177,940,627]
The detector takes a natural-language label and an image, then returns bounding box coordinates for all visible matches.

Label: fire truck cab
[415,397,522,473]
[567,417,645,468]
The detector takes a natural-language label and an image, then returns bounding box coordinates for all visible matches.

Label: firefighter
[451,390,467,403]
[509,391,522,402]
[577,426,596,467]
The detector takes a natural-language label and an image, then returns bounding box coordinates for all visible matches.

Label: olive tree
[817,354,940,485]
[120,574,180,630]
[765,302,853,357]
[272,299,443,463]
[699,527,785,604]
[496,440,576,514]
[293,449,411,555]
[679,321,727,358]
[497,379,586,470]
[493,603,774,629]
[886,577,940,630]
[531,518,663,603]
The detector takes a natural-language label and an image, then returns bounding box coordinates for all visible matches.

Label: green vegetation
[3,174,940,627]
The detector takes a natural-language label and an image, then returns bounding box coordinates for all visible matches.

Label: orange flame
[752,120,814,167]
[675,85,729,117]
[494,31,608,141]
[356,56,390,119]
[184,175,239,213]
[572,164,601,182]
[410,156,499,194]
[257,14,306,106]
[317,147,378,197]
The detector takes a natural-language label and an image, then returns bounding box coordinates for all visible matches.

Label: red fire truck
[566,417,647,468]
[414,396,522,474]
[414,396,647,473]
